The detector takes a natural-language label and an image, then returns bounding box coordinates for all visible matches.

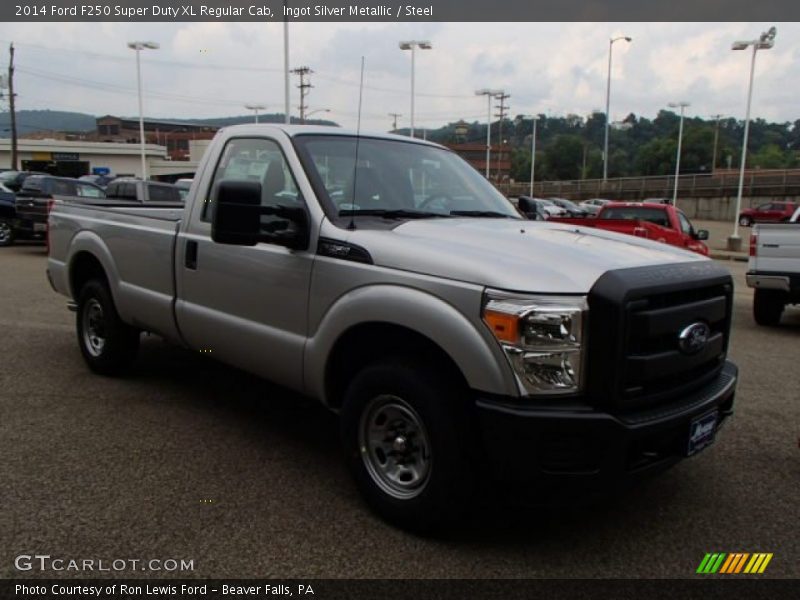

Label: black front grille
[586,261,733,411]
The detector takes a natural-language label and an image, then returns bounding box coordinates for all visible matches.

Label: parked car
[746,208,800,326]
[0,182,19,246]
[549,197,588,217]
[174,178,194,200]
[14,175,105,240]
[105,178,183,203]
[579,197,611,215]
[550,202,710,255]
[515,196,563,218]
[738,201,798,227]
[48,124,738,531]
[512,196,548,220]
[0,170,48,192]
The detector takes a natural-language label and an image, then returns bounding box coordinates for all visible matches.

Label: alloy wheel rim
[0,221,10,243]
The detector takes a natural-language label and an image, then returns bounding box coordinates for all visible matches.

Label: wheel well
[70,252,108,298]
[324,322,469,410]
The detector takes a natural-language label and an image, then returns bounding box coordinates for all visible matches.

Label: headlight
[482,291,587,396]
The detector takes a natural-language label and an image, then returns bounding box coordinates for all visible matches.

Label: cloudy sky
[0,21,796,132]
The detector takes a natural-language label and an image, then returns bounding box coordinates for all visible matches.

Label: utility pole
[8,43,18,170]
[388,112,401,132]
[709,114,725,172]
[291,66,313,123]
[494,93,510,179]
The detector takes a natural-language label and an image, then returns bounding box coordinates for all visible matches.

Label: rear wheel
[341,358,475,532]
[0,218,15,247]
[753,289,784,326]
[76,279,139,374]
[739,215,753,227]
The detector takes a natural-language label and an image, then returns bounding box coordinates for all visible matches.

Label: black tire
[739,215,753,227]
[76,279,139,375]
[753,289,784,326]
[341,358,475,533]
[0,218,15,247]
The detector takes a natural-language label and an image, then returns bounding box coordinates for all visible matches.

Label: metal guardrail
[500,169,800,201]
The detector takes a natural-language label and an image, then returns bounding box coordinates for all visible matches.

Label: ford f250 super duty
[47,125,738,531]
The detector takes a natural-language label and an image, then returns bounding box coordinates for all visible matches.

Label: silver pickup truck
[746,207,800,325]
[48,125,738,530]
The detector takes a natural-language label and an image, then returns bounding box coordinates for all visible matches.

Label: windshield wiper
[449,210,516,218]
[338,209,449,220]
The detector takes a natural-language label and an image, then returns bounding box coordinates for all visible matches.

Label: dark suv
[14,176,105,241]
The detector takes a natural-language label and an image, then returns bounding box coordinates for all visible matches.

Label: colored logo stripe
[697,553,773,574]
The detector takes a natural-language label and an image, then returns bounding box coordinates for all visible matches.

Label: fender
[64,230,128,318]
[304,284,519,405]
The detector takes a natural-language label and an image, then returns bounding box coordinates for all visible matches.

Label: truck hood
[347,218,706,294]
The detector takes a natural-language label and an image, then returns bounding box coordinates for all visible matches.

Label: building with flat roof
[0,138,197,179]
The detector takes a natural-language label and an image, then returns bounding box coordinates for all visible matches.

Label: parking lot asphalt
[1,243,798,579]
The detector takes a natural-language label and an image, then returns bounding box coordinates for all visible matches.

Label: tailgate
[15,195,50,222]
[751,223,800,273]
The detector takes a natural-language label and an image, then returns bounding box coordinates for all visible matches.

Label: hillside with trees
[426,111,800,182]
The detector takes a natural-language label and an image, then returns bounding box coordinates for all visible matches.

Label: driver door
[175,136,313,392]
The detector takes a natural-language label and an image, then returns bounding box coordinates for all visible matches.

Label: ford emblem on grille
[678,322,711,355]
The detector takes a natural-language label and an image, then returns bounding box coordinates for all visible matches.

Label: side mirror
[694,229,709,241]
[212,180,262,246]
[211,180,309,250]
[517,196,539,220]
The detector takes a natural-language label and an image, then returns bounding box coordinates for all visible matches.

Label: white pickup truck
[747,206,800,325]
[47,125,738,531]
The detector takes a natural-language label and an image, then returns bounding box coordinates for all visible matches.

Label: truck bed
[48,201,184,343]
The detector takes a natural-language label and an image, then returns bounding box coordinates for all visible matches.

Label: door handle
[185,240,198,270]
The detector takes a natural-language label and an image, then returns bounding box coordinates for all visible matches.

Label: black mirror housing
[695,229,709,241]
[212,180,262,246]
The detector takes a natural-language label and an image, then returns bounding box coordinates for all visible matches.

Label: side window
[51,180,74,196]
[758,203,772,211]
[148,184,180,202]
[123,183,137,200]
[202,137,302,222]
[76,183,103,198]
[677,212,692,235]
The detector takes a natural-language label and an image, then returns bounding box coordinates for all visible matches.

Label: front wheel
[341,359,475,532]
[739,215,753,227]
[753,289,784,326]
[0,218,15,247]
[76,279,140,375]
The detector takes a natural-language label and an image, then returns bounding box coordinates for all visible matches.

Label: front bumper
[476,360,737,487]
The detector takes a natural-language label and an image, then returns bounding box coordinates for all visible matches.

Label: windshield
[294,135,519,220]
[600,206,670,227]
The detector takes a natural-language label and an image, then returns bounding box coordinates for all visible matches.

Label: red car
[738,201,797,227]
[550,202,710,255]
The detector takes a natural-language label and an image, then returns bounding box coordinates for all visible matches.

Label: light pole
[728,26,777,251]
[244,104,266,123]
[127,40,159,180]
[399,40,432,138]
[283,6,290,124]
[522,115,539,196]
[668,101,690,206]
[603,35,631,182]
[475,88,503,179]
